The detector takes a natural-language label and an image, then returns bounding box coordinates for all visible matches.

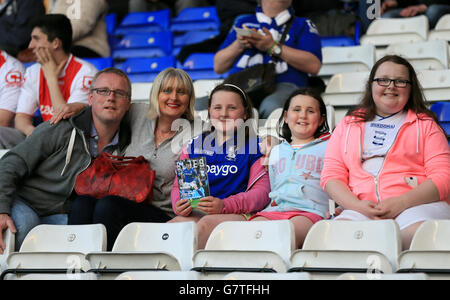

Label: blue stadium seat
[121,56,176,83]
[105,13,118,49]
[33,110,43,127]
[173,30,219,48]
[115,9,171,36]
[430,102,450,138]
[113,32,173,60]
[105,13,116,35]
[170,6,220,33]
[321,20,361,47]
[172,29,219,55]
[23,62,36,69]
[321,36,356,47]
[179,53,222,80]
[82,57,113,71]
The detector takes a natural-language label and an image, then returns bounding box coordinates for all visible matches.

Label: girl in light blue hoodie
[251,88,331,248]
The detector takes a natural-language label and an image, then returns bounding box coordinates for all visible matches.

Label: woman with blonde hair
[70,68,203,249]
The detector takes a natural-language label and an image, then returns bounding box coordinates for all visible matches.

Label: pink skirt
[249,210,323,224]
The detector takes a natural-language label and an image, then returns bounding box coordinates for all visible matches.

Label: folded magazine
[176,156,210,208]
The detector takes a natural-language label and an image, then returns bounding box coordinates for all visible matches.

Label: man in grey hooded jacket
[0,67,132,251]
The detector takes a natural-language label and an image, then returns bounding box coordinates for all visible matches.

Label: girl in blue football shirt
[169,84,270,249]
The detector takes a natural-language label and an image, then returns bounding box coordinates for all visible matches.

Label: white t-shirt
[362,111,407,176]
[0,50,25,113]
[16,54,97,121]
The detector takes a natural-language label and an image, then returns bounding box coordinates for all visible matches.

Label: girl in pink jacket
[169,84,270,249]
[321,55,450,250]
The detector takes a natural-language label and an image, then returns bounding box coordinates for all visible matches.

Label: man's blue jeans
[382,4,450,29]
[10,196,68,251]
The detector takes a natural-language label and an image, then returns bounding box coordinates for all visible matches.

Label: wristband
[267,42,277,56]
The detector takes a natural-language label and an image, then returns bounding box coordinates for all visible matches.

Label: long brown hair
[348,55,439,124]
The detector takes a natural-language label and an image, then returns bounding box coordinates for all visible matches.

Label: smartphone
[234,26,263,37]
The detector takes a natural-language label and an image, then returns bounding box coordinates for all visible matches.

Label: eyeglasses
[373,78,411,88]
[91,88,130,99]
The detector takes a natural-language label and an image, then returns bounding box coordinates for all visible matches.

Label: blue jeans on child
[382,4,450,28]
[10,196,68,251]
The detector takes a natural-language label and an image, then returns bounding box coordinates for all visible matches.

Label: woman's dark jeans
[68,195,171,250]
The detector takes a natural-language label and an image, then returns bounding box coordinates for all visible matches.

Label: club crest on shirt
[5,70,23,87]
[82,76,93,91]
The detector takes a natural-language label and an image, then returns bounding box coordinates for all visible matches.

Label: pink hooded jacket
[171,146,271,215]
[321,110,450,203]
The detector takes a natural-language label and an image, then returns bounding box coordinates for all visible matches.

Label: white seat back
[15,273,99,280]
[384,40,449,70]
[326,104,336,131]
[302,220,401,269]
[205,220,295,265]
[435,14,450,30]
[0,229,14,272]
[0,149,9,159]
[112,222,197,270]
[319,45,375,77]
[193,221,294,278]
[20,224,107,253]
[3,225,104,279]
[336,272,429,280]
[322,71,369,126]
[323,71,369,106]
[116,270,200,280]
[416,69,450,102]
[131,82,152,102]
[397,220,450,279]
[361,15,429,47]
[193,79,223,98]
[409,220,450,250]
[223,271,311,280]
[428,14,450,42]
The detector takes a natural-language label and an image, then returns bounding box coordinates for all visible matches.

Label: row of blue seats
[113,30,219,58]
[101,6,361,83]
[107,7,360,47]
[105,7,224,82]
[103,7,360,82]
[112,7,220,35]
[84,53,222,82]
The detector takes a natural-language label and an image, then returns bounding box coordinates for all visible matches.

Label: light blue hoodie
[262,134,331,218]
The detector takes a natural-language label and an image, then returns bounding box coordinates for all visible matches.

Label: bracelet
[267,42,277,56]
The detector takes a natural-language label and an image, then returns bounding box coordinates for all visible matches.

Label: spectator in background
[294,0,359,38]
[0,50,24,132]
[0,14,97,149]
[0,0,45,59]
[50,0,111,58]
[380,0,450,28]
[213,0,322,119]
[321,55,450,250]
[170,83,270,249]
[0,67,132,251]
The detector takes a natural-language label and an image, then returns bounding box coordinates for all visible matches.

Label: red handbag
[75,152,155,204]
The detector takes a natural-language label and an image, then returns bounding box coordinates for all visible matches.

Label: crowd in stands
[0,0,449,259]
